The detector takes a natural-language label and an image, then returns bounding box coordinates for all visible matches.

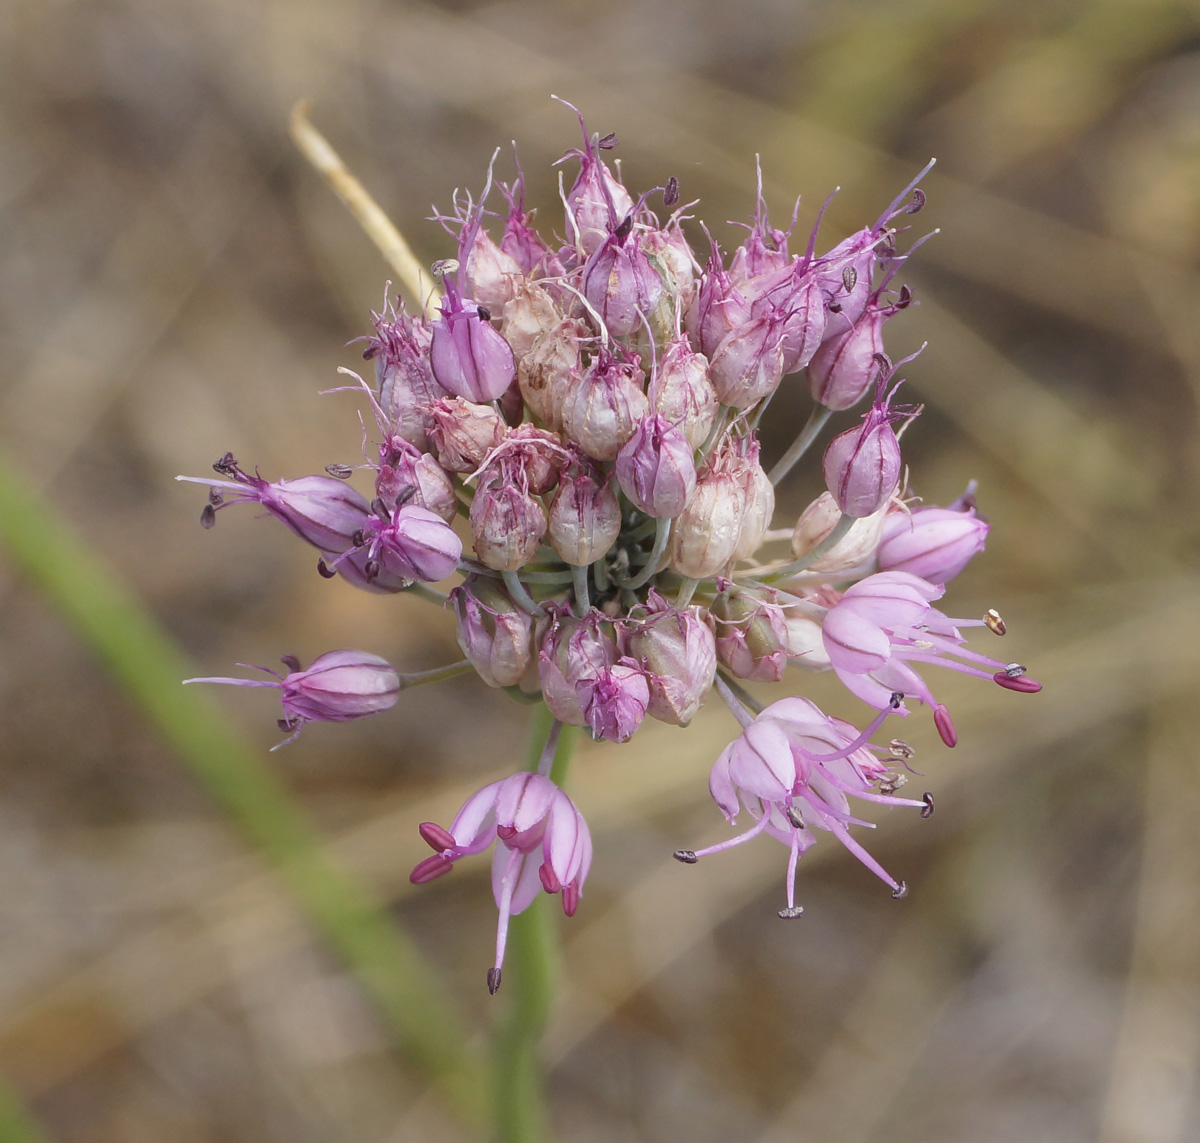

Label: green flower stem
[753,512,856,584]
[0,1073,50,1143]
[0,455,485,1129]
[768,403,833,486]
[491,704,578,1143]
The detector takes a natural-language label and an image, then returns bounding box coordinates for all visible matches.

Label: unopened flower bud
[813,229,879,332]
[710,586,789,681]
[376,442,458,524]
[518,318,585,432]
[564,122,633,256]
[538,607,619,725]
[582,229,665,340]
[184,650,400,746]
[561,351,648,461]
[577,660,650,743]
[823,387,906,518]
[179,458,370,554]
[548,459,622,566]
[808,302,890,411]
[365,307,447,453]
[429,283,516,402]
[790,492,889,574]
[685,246,751,359]
[649,336,718,449]
[359,501,462,583]
[428,397,507,474]
[451,575,535,688]
[616,415,696,519]
[625,595,716,725]
[670,458,746,579]
[469,469,548,572]
[783,614,832,669]
[876,501,989,584]
[707,313,786,409]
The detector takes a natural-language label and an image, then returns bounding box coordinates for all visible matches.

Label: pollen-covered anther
[889,739,915,759]
[985,608,1006,635]
[777,906,805,919]
[1004,663,1026,677]
[431,258,459,278]
[785,805,805,830]
[920,792,935,818]
[673,849,699,864]
[891,881,909,900]
[487,967,502,995]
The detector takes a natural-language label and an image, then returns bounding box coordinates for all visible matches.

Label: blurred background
[2,0,1199,1140]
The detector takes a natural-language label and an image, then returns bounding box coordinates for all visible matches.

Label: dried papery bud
[577,659,650,743]
[367,309,447,454]
[641,224,697,305]
[729,435,775,561]
[790,492,890,574]
[876,501,990,584]
[451,575,535,688]
[710,586,790,681]
[184,650,400,745]
[822,382,908,518]
[783,614,832,669]
[649,336,718,449]
[561,350,648,461]
[463,228,523,312]
[625,595,716,725]
[358,501,463,583]
[518,318,586,432]
[670,455,747,579]
[469,467,548,572]
[429,280,517,402]
[428,396,507,474]
[808,301,891,411]
[501,424,563,495]
[582,228,665,340]
[707,313,786,409]
[501,281,562,360]
[548,459,622,566]
[538,607,619,725]
[616,415,697,520]
[376,441,458,524]
[179,460,370,554]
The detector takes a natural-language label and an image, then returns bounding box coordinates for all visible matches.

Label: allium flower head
[184,113,1039,980]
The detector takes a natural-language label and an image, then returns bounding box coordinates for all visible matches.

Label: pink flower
[410,772,592,993]
[677,697,930,914]
[820,571,1041,745]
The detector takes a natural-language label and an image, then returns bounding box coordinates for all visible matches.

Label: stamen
[985,608,1006,635]
[673,849,699,864]
[920,792,935,818]
[777,906,805,919]
[891,881,909,900]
